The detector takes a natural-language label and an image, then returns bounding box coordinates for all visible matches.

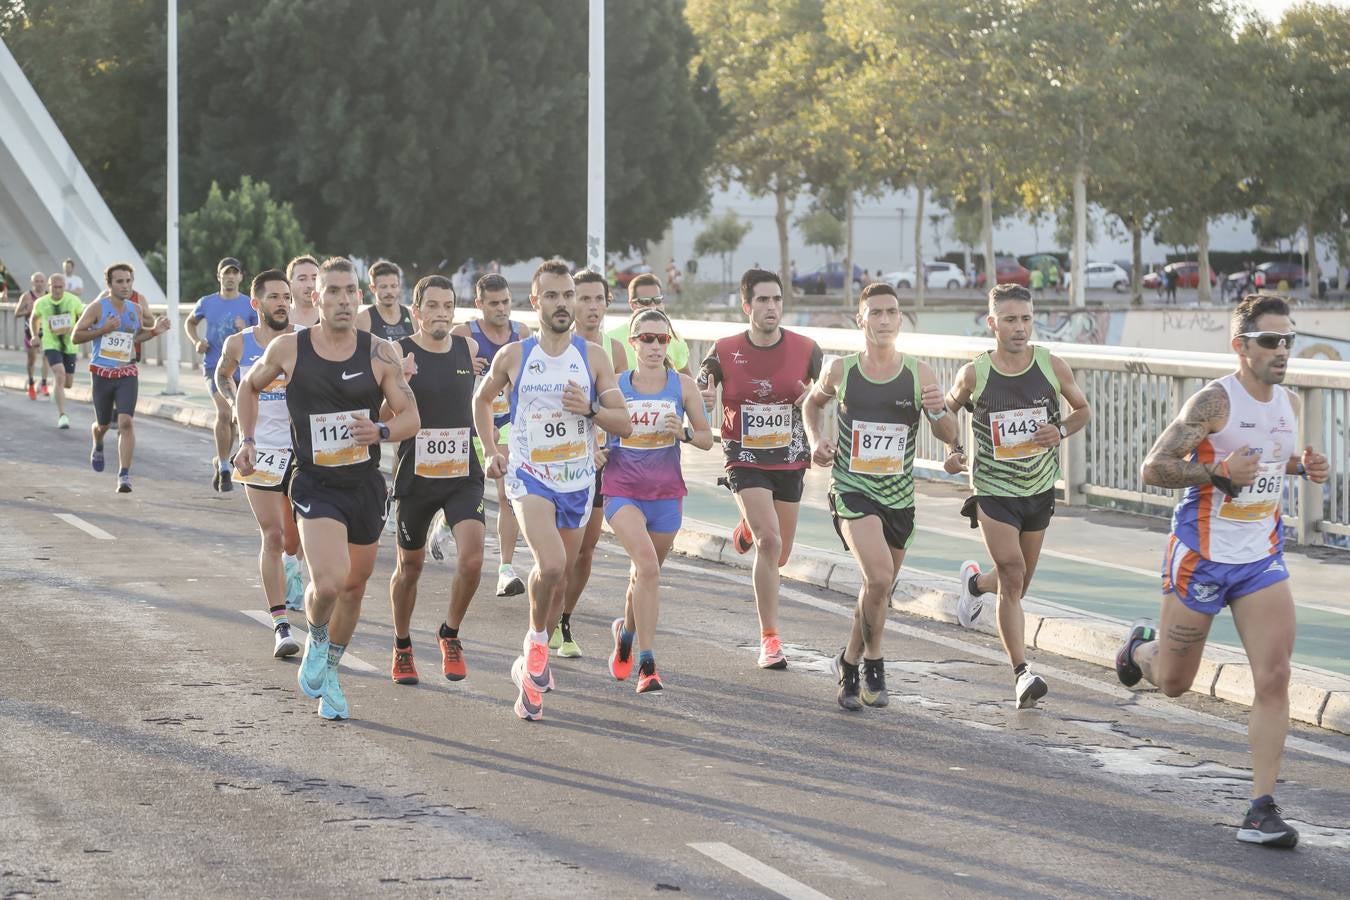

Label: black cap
[217,257,242,273]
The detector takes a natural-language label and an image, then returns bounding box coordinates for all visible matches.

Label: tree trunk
[914,175,927,309]
[980,168,994,295]
[1072,161,1087,307]
[1130,219,1144,306]
[774,180,793,303]
[1336,228,1348,291]
[843,187,856,306]
[1197,222,1212,305]
[1305,216,1320,298]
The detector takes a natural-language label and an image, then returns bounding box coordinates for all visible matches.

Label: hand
[348,413,382,446]
[153,316,171,335]
[104,318,123,335]
[593,447,609,468]
[485,452,507,480]
[1032,422,1062,448]
[700,385,717,412]
[812,438,836,467]
[661,412,683,436]
[194,338,209,354]
[561,381,591,416]
[401,351,417,380]
[1301,445,1329,484]
[1221,446,1261,487]
[793,380,810,408]
[921,383,945,414]
[233,315,247,332]
[944,449,968,475]
[233,443,256,476]
[472,355,488,375]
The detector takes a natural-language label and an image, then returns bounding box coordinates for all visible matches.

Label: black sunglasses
[1239,331,1296,350]
[631,295,664,307]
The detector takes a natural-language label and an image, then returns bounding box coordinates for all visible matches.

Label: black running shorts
[961,489,1055,534]
[720,466,806,503]
[290,466,389,546]
[829,491,916,551]
[92,373,138,426]
[396,476,486,550]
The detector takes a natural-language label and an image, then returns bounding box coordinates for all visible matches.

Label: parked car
[882,260,969,290]
[792,262,866,294]
[1064,262,1129,293]
[1226,261,1306,291]
[615,263,652,289]
[1142,261,1217,290]
[975,257,1032,288]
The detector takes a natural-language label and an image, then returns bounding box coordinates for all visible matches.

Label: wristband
[925,407,948,421]
[1296,460,1307,478]
[681,426,694,443]
[241,437,256,445]
[1209,460,1236,498]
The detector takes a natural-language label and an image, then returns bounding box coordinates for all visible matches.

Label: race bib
[849,420,909,475]
[478,375,511,418]
[235,447,292,487]
[309,410,370,467]
[620,399,678,450]
[741,402,793,450]
[990,407,1049,460]
[100,330,134,363]
[47,313,73,335]
[1219,461,1285,522]
[526,408,588,465]
[415,427,471,478]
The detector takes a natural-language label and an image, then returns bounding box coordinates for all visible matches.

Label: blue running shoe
[284,557,304,611]
[298,631,329,698]
[91,448,105,472]
[318,666,349,720]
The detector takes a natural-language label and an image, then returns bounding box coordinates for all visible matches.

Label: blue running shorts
[1162,536,1290,616]
[506,468,594,530]
[603,496,683,534]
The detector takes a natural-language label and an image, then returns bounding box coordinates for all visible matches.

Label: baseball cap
[217,257,242,273]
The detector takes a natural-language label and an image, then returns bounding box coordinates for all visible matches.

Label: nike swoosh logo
[294,502,312,514]
[341,371,362,380]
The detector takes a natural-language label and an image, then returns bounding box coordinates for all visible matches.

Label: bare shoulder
[1284,386,1301,416]
[449,323,471,337]
[1048,353,1076,379]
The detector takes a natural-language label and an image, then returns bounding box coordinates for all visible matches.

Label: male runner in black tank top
[383,275,486,687]
[235,256,420,722]
[356,259,414,341]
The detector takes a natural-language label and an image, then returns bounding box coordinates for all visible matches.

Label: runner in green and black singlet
[968,344,1062,498]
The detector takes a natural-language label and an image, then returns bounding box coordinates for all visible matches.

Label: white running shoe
[1016,669,1048,709]
[495,564,525,597]
[273,623,300,658]
[428,510,452,561]
[956,559,985,628]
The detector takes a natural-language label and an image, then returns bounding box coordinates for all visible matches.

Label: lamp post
[163,0,182,394]
[585,0,604,273]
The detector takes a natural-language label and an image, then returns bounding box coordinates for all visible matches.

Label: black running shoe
[861,658,889,707]
[212,466,222,491]
[1237,798,1299,848]
[219,470,234,492]
[832,651,862,711]
[1115,619,1156,687]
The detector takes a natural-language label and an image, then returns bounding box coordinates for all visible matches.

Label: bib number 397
[741,403,792,450]
[415,427,471,478]
[309,410,370,467]
[101,330,134,363]
[990,407,1049,459]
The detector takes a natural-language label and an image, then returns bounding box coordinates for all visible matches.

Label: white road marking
[688,842,834,900]
[914,521,1161,578]
[55,513,115,540]
[664,559,1350,767]
[1299,601,1350,618]
[238,610,380,674]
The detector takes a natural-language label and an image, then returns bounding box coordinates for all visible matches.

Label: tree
[795,208,844,265]
[693,211,753,286]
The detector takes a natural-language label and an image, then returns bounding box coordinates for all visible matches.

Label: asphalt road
[3,388,1350,899]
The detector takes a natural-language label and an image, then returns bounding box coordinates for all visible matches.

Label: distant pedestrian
[63,258,84,297]
[1165,267,1178,304]
[1048,261,1060,294]
[1030,267,1045,298]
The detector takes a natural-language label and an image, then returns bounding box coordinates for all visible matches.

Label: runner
[945,283,1091,708]
[14,271,50,399]
[62,258,84,297]
[553,268,627,658]
[28,272,85,429]
[472,259,630,721]
[189,257,257,492]
[70,263,170,493]
[602,308,713,692]
[288,255,321,328]
[697,267,822,670]
[386,275,485,684]
[449,273,530,597]
[1116,294,1326,848]
[235,256,419,720]
[804,282,958,710]
[216,269,303,658]
[356,259,414,341]
[604,272,693,375]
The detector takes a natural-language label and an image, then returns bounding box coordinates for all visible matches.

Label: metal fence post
[1297,387,1325,546]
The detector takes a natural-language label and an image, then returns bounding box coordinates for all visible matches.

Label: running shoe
[758,634,787,670]
[496,564,525,597]
[548,623,564,650]
[26,380,36,401]
[510,656,543,721]
[90,448,105,472]
[1115,619,1157,688]
[391,646,419,685]
[956,560,985,628]
[608,618,634,681]
[1236,797,1299,848]
[272,623,300,658]
[219,469,233,492]
[283,557,305,611]
[731,519,753,555]
[1015,668,1048,709]
[298,631,329,698]
[116,474,132,494]
[57,414,70,430]
[557,620,582,658]
[39,381,49,397]
[440,635,466,681]
[636,659,663,693]
[523,639,554,695]
[318,666,349,720]
[832,651,862,711]
[211,466,221,491]
[428,510,451,561]
[861,658,890,707]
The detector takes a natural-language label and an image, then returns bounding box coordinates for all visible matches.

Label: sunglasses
[631,295,665,307]
[630,332,672,345]
[1239,331,1296,350]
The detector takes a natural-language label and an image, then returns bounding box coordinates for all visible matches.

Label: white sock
[283,552,297,565]
[526,629,548,650]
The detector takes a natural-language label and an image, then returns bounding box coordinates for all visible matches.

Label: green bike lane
[676,448,1350,677]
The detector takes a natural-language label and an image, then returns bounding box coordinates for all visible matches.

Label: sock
[40,378,47,386]
[639,656,656,676]
[619,627,634,650]
[1249,794,1273,810]
[761,628,779,640]
[27,377,34,386]
[638,649,654,667]
[310,621,330,644]
[967,572,982,597]
[395,635,412,650]
[327,641,346,668]
[527,628,548,647]
[220,459,232,473]
[269,604,287,627]
[863,656,883,671]
[560,612,571,627]
[1013,662,1027,677]
[283,552,298,566]
[499,562,512,573]
[118,467,129,477]
[439,622,458,640]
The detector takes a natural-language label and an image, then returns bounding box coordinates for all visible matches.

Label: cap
[217,257,242,273]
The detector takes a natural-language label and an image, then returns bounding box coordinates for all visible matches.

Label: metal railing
[1,300,199,369]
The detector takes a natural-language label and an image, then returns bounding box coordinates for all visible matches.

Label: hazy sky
[1245,0,1349,23]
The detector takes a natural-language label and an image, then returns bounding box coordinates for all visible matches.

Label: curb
[10,375,1349,736]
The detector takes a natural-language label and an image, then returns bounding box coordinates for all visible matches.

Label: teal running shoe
[298,631,329,698]
[318,666,348,720]
[284,557,304,611]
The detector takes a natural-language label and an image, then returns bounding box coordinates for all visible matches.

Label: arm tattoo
[214,367,237,405]
[1143,385,1229,489]
[371,339,402,366]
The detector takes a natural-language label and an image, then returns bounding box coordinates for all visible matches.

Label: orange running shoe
[731,519,753,555]
[440,635,466,681]
[523,639,553,695]
[39,381,49,397]
[758,634,787,669]
[26,381,36,401]
[391,645,419,685]
[636,660,663,693]
[608,618,634,681]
